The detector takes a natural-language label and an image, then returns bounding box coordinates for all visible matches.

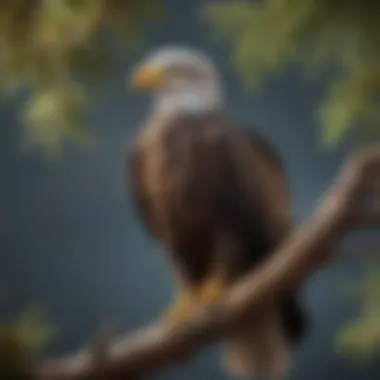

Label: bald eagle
[128,47,307,377]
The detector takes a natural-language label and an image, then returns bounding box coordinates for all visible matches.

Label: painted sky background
[0,1,379,379]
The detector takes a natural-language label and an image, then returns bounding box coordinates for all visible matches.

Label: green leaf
[0,307,57,380]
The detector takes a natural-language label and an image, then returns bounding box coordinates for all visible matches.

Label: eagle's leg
[164,290,198,322]
[164,277,223,323]
[198,231,239,304]
[199,273,225,303]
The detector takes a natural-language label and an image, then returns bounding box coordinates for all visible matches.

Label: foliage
[335,252,380,362]
[204,0,380,146]
[0,307,57,379]
[0,0,161,154]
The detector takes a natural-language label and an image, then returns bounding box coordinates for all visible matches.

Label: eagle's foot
[199,275,224,304]
[164,294,197,323]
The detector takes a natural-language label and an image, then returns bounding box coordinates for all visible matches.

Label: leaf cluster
[0,0,160,154]
[205,0,380,145]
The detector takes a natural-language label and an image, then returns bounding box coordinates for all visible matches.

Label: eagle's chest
[138,115,219,241]
[141,125,194,207]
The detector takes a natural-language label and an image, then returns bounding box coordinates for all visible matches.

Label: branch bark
[31,144,380,380]
[31,209,347,380]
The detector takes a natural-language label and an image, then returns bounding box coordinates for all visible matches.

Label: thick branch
[33,202,351,380]
[26,143,380,380]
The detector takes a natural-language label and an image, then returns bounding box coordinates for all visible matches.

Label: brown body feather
[128,111,307,375]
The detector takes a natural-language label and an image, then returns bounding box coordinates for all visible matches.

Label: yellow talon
[164,292,197,322]
[164,276,225,323]
[199,276,224,303]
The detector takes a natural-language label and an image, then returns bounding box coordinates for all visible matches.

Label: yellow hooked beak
[131,63,166,90]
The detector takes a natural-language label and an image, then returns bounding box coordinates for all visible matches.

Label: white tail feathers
[222,307,292,377]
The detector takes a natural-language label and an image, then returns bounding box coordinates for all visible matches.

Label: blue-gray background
[0,1,378,379]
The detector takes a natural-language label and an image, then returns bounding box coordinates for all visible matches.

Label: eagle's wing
[213,125,292,253]
[241,127,292,236]
[201,125,305,377]
[240,127,284,173]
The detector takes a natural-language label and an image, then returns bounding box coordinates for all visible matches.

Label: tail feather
[222,296,307,377]
[281,295,309,344]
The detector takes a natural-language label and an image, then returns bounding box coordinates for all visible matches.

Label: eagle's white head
[130,46,224,114]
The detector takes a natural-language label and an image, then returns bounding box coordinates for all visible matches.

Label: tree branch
[30,143,380,380]
[32,205,351,380]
